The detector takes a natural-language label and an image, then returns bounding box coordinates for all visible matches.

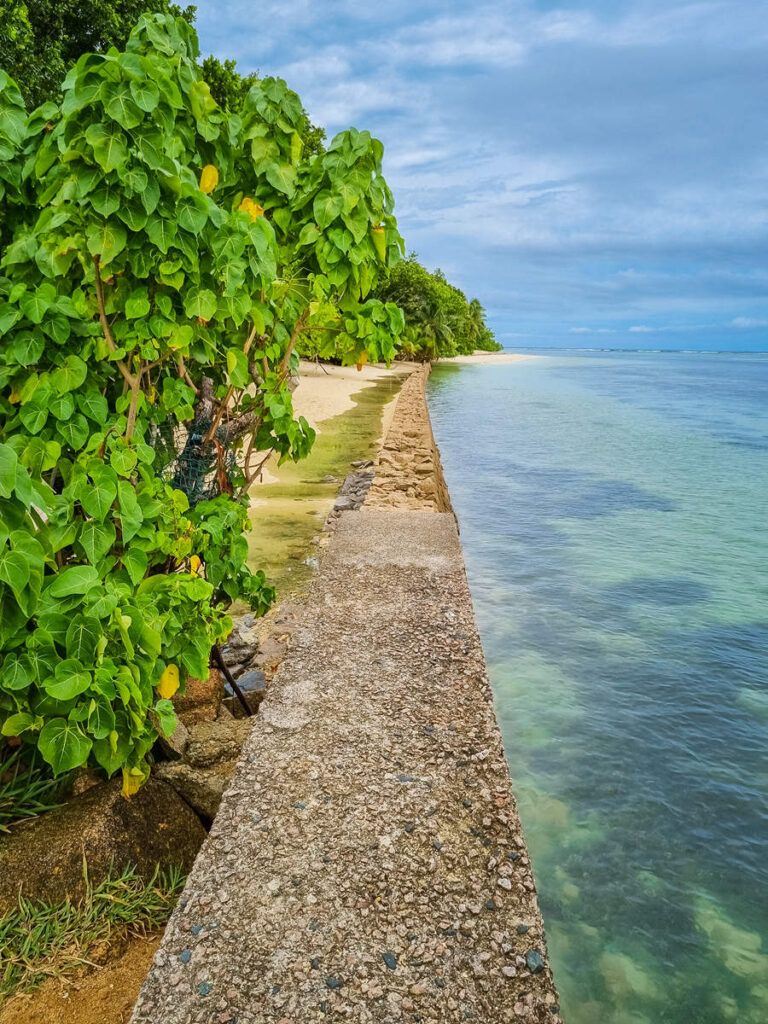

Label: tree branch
[203,324,262,444]
[93,256,135,388]
[279,307,309,376]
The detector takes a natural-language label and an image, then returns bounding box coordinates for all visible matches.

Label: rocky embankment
[133,366,562,1024]
[366,365,452,512]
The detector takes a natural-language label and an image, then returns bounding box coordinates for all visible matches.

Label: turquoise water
[428,352,768,1024]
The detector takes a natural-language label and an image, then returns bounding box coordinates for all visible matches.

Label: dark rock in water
[382,952,397,970]
[525,949,545,974]
[0,777,205,913]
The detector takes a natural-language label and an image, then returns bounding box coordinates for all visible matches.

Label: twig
[177,356,199,394]
[244,447,274,488]
[124,374,141,439]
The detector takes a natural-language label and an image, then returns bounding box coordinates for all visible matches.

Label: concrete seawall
[133,367,562,1023]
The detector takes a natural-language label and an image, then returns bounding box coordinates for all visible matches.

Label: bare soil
[0,933,161,1024]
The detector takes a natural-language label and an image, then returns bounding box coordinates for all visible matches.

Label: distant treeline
[374,254,500,361]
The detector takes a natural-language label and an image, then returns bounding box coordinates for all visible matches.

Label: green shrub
[0,13,404,791]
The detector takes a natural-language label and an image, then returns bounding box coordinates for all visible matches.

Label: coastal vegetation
[373,253,500,361]
[0,11,404,795]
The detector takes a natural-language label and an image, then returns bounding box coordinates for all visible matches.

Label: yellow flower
[190,554,201,576]
[157,663,180,699]
[238,196,265,222]
[199,164,219,194]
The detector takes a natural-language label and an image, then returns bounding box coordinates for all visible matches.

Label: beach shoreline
[435,351,541,365]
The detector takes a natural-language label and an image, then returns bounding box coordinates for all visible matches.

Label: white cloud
[731,317,768,328]
[193,0,768,344]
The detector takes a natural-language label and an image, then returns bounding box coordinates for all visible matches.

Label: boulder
[221,617,261,664]
[223,691,264,718]
[173,667,222,726]
[157,717,191,760]
[154,761,235,821]
[185,718,252,769]
[0,777,205,914]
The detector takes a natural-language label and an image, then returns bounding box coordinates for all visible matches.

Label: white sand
[292,359,395,429]
[435,351,540,365]
[254,360,410,484]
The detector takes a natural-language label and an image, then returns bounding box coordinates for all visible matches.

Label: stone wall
[366,365,453,513]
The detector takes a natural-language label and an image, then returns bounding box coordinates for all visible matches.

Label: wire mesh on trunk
[151,420,235,505]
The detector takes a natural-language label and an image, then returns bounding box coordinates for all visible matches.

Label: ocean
[427,351,768,1024]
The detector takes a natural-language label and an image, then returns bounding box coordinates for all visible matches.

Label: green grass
[0,862,186,1000]
[0,746,72,833]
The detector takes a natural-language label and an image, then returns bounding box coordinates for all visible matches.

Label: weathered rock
[185,718,252,769]
[237,668,267,692]
[333,495,357,511]
[158,718,191,760]
[222,669,267,718]
[173,668,222,726]
[222,691,264,718]
[248,637,286,674]
[154,761,235,820]
[0,778,205,913]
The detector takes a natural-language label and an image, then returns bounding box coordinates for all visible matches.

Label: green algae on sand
[246,372,404,600]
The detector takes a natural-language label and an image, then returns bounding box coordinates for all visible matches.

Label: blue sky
[195,1,768,351]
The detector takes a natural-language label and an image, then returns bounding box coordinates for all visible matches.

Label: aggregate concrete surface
[133,372,562,1024]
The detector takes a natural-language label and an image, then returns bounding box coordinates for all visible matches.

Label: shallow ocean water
[428,352,768,1024]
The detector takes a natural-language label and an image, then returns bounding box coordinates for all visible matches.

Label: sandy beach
[291,359,401,429]
[255,360,412,484]
[435,350,540,365]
